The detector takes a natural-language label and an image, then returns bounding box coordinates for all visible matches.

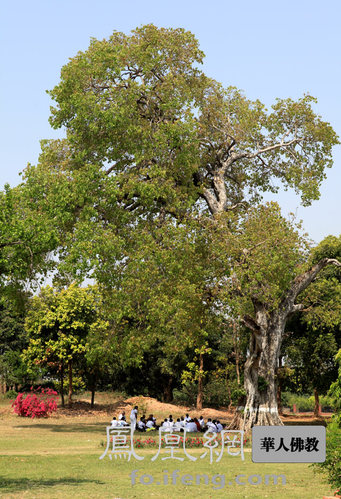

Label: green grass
[0,413,335,499]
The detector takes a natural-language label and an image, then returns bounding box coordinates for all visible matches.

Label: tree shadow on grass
[57,399,131,415]
[0,476,104,493]
[13,422,106,433]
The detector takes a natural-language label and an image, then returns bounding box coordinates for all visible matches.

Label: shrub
[12,387,58,418]
[313,416,341,493]
[173,383,197,406]
[204,378,245,408]
[4,389,18,400]
[281,392,337,412]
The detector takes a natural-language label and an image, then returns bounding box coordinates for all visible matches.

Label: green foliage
[204,378,245,407]
[284,327,338,396]
[14,24,340,413]
[281,392,337,411]
[215,202,309,316]
[0,290,37,388]
[174,377,245,408]
[21,24,339,290]
[0,350,36,389]
[96,216,226,386]
[4,389,18,400]
[54,375,86,395]
[283,235,341,400]
[173,384,197,406]
[302,235,341,330]
[46,25,339,219]
[0,183,58,288]
[313,418,341,492]
[181,344,212,385]
[329,349,341,410]
[22,284,111,399]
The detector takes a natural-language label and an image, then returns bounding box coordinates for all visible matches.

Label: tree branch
[291,303,305,313]
[242,315,261,333]
[225,137,302,168]
[286,258,341,311]
[105,164,117,175]
[0,240,24,249]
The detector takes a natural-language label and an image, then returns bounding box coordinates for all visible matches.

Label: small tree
[285,321,338,416]
[181,343,212,410]
[23,284,106,406]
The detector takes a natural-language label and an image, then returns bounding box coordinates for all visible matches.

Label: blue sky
[1,0,340,243]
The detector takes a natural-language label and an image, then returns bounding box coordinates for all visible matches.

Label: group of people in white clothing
[110,408,225,433]
[159,414,224,433]
[110,407,140,429]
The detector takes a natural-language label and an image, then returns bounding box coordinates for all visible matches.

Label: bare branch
[286,258,341,311]
[225,202,248,211]
[226,137,303,167]
[105,165,116,176]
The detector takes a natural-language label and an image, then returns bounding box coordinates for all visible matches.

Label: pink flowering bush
[12,387,58,418]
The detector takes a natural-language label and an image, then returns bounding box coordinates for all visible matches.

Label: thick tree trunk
[68,361,73,406]
[243,319,283,430]
[313,388,320,417]
[60,361,65,407]
[196,353,204,410]
[229,312,284,431]
[229,257,341,431]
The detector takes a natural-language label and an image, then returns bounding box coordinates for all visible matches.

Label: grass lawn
[0,394,335,498]
[0,420,334,498]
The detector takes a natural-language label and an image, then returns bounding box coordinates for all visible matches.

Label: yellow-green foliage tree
[23,284,109,406]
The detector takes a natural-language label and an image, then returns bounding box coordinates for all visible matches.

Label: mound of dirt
[123,395,233,423]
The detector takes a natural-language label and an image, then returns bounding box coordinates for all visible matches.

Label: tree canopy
[22,284,110,405]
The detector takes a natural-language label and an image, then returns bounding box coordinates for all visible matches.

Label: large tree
[21,25,339,428]
[224,204,341,429]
